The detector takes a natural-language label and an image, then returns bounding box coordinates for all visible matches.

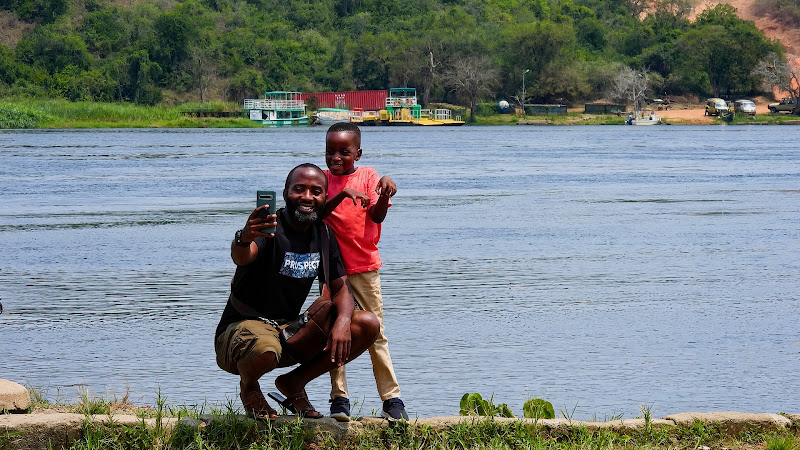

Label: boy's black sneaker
[329,396,351,422]
[381,398,408,422]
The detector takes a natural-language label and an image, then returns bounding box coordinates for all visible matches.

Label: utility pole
[522,69,530,114]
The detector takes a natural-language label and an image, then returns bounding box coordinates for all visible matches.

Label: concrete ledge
[665,412,792,434]
[362,415,675,432]
[0,413,188,450]
[1,411,796,450]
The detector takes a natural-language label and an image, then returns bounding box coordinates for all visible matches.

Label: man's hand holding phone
[249,205,277,238]
[241,190,277,242]
[251,190,277,237]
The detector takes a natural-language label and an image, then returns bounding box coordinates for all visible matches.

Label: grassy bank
[0,99,260,129]
[473,112,628,126]
[8,391,798,450]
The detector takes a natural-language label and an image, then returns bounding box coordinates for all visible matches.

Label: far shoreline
[2,99,799,129]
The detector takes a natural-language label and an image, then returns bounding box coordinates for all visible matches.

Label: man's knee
[352,310,380,341]
[216,320,283,375]
[237,350,279,379]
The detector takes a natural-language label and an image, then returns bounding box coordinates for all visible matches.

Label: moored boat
[314,108,350,126]
[243,91,309,126]
[625,110,661,126]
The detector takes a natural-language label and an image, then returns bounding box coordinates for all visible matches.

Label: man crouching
[215,163,379,419]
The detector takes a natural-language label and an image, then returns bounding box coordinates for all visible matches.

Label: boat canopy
[389,88,417,98]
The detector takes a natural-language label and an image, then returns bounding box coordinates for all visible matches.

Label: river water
[1,126,798,420]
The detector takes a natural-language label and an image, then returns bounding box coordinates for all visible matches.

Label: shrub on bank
[0,103,50,128]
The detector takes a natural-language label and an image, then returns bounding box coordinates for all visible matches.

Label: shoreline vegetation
[2,99,799,129]
[3,389,799,449]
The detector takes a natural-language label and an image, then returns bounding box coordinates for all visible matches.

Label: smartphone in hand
[256,190,276,234]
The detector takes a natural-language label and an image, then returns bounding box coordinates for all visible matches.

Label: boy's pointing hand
[376,175,397,198]
[342,188,371,207]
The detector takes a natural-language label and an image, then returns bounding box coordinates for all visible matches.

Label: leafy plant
[459,393,515,418]
[523,397,555,419]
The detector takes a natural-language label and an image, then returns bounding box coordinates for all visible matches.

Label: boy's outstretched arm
[321,188,371,219]
[370,175,396,224]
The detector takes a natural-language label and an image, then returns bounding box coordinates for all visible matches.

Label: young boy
[321,122,408,422]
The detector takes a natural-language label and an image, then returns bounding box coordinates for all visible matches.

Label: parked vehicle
[733,99,757,116]
[705,98,728,116]
[768,97,798,114]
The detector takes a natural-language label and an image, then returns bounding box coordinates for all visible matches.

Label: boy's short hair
[327,122,361,137]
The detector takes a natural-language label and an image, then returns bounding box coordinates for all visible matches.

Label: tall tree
[443,55,499,123]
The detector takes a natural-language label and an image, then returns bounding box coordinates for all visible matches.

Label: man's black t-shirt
[215,208,345,338]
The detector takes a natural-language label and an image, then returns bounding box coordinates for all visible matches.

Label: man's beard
[288,203,318,224]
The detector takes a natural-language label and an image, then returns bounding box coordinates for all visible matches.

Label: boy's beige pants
[330,270,401,401]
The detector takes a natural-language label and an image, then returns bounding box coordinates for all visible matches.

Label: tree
[15,26,92,74]
[8,0,68,24]
[608,65,650,111]
[498,21,575,102]
[443,55,499,123]
[185,47,217,103]
[116,50,162,105]
[751,52,799,114]
[0,44,21,87]
[670,4,780,96]
[149,12,195,77]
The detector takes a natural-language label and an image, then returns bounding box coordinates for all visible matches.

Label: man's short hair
[327,122,361,138]
[284,163,327,192]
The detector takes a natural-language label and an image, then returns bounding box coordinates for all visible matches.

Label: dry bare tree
[443,55,499,122]
[751,52,799,114]
[607,66,650,113]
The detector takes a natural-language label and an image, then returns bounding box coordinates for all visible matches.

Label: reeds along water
[0,126,798,420]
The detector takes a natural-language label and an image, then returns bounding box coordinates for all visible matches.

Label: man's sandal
[241,390,277,420]
[268,391,323,419]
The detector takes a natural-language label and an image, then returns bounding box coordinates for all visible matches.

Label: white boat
[626,110,661,126]
[314,108,350,126]
[243,91,309,126]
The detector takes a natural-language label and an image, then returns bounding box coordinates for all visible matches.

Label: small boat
[625,110,661,126]
[243,91,309,126]
[314,108,350,126]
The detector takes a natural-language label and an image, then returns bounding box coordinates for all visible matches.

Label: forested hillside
[0,0,788,106]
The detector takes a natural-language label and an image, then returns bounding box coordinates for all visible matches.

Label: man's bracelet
[234,229,251,247]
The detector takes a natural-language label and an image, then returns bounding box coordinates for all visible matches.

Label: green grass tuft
[766,434,799,450]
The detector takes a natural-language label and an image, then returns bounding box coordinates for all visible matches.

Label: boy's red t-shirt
[323,167,389,274]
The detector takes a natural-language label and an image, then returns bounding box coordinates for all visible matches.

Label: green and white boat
[243,91,309,126]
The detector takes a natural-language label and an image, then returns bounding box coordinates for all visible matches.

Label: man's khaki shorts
[215,320,296,375]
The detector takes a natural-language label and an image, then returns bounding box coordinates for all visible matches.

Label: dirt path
[647,97,775,124]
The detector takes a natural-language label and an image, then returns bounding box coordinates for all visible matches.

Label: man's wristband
[234,229,251,247]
